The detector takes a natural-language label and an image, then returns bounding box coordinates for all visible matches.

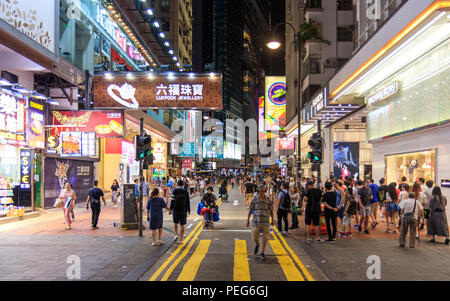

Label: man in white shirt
[399,192,424,248]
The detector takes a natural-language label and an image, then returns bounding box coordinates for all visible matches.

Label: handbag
[292,204,298,214]
[402,200,417,224]
[53,198,63,208]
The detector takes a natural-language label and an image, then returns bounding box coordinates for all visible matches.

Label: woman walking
[59,182,76,230]
[385,183,399,234]
[146,188,171,246]
[111,179,120,208]
[427,187,449,244]
[289,185,300,230]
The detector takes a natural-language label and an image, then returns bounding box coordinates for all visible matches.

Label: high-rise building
[193,0,273,167]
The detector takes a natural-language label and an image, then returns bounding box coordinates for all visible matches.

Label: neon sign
[20,149,32,189]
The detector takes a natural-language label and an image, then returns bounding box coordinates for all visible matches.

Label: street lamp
[267,22,302,186]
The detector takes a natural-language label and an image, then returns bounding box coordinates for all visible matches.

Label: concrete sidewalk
[0,191,204,281]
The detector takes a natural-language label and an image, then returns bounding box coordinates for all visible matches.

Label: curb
[0,211,41,225]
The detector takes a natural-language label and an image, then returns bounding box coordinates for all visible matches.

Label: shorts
[172,211,187,225]
[338,207,345,219]
[386,202,396,213]
[343,213,352,226]
[360,205,371,217]
[245,193,253,204]
[370,202,379,213]
[251,225,271,242]
[305,211,321,226]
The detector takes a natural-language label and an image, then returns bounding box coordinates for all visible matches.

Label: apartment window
[161,0,169,8]
[337,27,353,42]
[337,0,353,11]
[309,55,321,74]
[162,21,170,32]
[305,0,322,9]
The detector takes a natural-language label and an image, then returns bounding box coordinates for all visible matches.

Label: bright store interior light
[168,49,174,54]
[153,21,160,28]
[172,56,177,61]
[146,8,153,15]
[164,41,170,46]
[159,32,165,38]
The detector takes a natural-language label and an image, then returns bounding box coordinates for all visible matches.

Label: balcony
[304,0,322,11]
[304,40,323,58]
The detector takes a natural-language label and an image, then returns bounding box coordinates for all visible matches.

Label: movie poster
[43,158,94,208]
[333,142,360,181]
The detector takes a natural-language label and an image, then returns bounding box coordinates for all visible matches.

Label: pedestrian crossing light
[307,133,322,163]
[135,134,151,161]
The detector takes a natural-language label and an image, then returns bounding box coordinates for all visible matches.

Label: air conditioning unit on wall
[324,58,338,68]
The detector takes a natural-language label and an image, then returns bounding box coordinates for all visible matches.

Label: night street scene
[0,0,449,296]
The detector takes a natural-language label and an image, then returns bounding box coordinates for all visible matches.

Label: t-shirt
[369,183,379,204]
[146,197,167,218]
[399,198,423,219]
[111,184,119,192]
[142,182,149,197]
[89,187,104,203]
[278,189,290,210]
[245,182,256,195]
[305,188,322,213]
[249,194,273,227]
[170,187,190,214]
[323,191,338,215]
[358,186,373,207]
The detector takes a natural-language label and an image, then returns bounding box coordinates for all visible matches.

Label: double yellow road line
[149,197,223,281]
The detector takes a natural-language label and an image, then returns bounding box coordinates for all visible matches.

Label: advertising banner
[50,110,124,138]
[20,149,33,189]
[93,73,223,109]
[278,138,295,150]
[43,158,94,208]
[0,90,26,146]
[265,76,286,131]
[202,136,223,159]
[27,100,45,149]
[333,142,360,181]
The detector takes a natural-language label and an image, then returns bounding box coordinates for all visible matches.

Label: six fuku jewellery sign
[93,72,223,110]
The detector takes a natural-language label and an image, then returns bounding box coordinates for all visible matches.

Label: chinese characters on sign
[93,73,223,109]
[76,165,91,176]
[156,84,204,101]
[20,149,33,189]
[0,91,26,145]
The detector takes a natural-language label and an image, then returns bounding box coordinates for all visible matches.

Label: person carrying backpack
[170,180,191,244]
[358,180,373,234]
[343,182,356,237]
[277,182,291,234]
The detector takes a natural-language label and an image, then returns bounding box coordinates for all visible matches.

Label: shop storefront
[324,1,450,222]
[0,90,45,215]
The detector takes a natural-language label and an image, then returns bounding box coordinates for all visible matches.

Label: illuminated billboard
[265,76,286,131]
[93,72,223,110]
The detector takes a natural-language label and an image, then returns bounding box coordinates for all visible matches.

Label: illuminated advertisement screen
[202,136,223,159]
[60,132,97,157]
[333,142,360,181]
[258,96,267,140]
[61,132,82,157]
[27,100,45,149]
[0,90,26,146]
[93,72,223,110]
[51,110,123,138]
[152,142,166,164]
[265,76,286,131]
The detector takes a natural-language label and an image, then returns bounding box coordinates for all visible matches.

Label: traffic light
[135,133,151,161]
[307,133,322,164]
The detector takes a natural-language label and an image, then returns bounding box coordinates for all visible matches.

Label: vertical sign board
[265,76,286,131]
[20,149,33,189]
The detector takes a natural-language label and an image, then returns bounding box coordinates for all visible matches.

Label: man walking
[244,178,257,209]
[170,180,191,244]
[399,192,423,248]
[247,185,274,261]
[86,180,106,230]
[277,182,291,234]
[358,180,373,234]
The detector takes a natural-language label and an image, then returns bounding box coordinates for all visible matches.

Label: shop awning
[125,110,176,142]
[328,0,450,104]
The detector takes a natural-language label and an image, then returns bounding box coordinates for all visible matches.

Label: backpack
[173,189,188,211]
[379,188,386,203]
[346,191,357,215]
[280,190,291,210]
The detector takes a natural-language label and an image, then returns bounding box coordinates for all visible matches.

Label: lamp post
[267,23,302,186]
